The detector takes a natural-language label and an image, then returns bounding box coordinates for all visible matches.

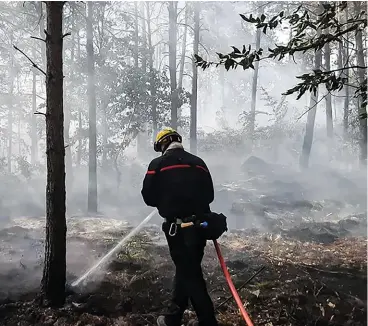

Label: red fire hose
[180,221,255,325]
[213,240,255,326]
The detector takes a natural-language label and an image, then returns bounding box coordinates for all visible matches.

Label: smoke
[0,1,366,301]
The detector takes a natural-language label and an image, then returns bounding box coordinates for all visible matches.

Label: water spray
[70,209,157,288]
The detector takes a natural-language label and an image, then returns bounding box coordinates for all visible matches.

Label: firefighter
[141,128,219,326]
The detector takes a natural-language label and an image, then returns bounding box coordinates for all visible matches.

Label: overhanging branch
[30,36,46,43]
[13,45,46,76]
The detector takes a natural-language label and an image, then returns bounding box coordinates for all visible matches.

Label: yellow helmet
[154,128,182,152]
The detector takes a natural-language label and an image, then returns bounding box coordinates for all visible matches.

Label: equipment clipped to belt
[180,212,228,240]
[180,214,254,326]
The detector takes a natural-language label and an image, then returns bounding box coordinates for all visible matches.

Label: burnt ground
[0,217,366,326]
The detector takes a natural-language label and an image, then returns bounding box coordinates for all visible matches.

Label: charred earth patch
[0,216,366,326]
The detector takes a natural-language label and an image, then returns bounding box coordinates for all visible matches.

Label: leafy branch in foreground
[195,1,367,107]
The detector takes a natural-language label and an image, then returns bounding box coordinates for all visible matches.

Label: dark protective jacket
[141,147,214,220]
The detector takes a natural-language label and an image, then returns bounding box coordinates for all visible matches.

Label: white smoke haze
[0,1,366,325]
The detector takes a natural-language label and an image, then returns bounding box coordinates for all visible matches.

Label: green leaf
[231,46,240,54]
[194,54,202,63]
[216,52,225,59]
[224,59,233,71]
[240,14,247,21]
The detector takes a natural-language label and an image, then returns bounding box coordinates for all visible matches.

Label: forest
[0,1,366,326]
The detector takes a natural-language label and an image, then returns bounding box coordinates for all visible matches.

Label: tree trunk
[76,29,82,167]
[156,41,162,71]
[168,1,178,130]
[190,2,199,155]
[17,100,21,157]
[31,47,38,165]
[354,1,367,168]
[140,2,147,71]
[177,5,188,127]
[8,34,14,174]
[64,12,73,194]
[178,5,188,91]
[324,28,333,140]
[272,17,293,161]
[219,66,225,108]
[299,30,323,169]
[102,101,108,168]
[41,1,66,307]
[146,2,157,140]
[134,2,139,68]
[87,2,98,213]
[249,27,261,144]
[338,28,349,138]
[137,2,147,159]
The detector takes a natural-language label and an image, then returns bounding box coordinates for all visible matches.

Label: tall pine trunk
[41,1,66,306]
[338,23,349,138]
[76,29,82,167]
[168,2,178,130]
[87,2,97,213]
[7,43,14,174]
[190,3,199,155]
[17,101,21,156]
[299,9,323,170]
[64,19,73,196]
[134,2,139,68]
[324,28,333,140]
[299,39,323,168]
[140,2,147,71]
[354,1,367,168]
[178,5,188,91]
[146,2,157,140]
[249,26,261,145]
[178,5,188,127]
[137,2,147,158]
[102,100,108,168]
[31,47,38,165]
[219,66,225,108]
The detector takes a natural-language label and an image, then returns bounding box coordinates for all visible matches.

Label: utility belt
[164,215,199,236]
[164,212,228,240]
[164,218,184,224]
[164,215,197,224]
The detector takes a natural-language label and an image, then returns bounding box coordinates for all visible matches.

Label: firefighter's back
[151,148,214,220]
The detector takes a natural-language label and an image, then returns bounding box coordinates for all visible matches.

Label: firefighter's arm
[141,160,159,207]
[201,162,215,204]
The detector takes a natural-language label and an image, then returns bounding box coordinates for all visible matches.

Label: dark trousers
[162,222,218,326]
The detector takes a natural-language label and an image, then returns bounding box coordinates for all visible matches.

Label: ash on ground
[0,157,366,326]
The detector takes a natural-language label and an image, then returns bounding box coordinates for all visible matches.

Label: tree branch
[13,45,46,76]
[198,42,210,57]
[62,32,71,38]
[43,29,50,39]
[30,36,46,43]
[278,23,363,58]
[177,22,194,33]
[34,111,46,116]
[296,93,328,121]
[325,65,367,73]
